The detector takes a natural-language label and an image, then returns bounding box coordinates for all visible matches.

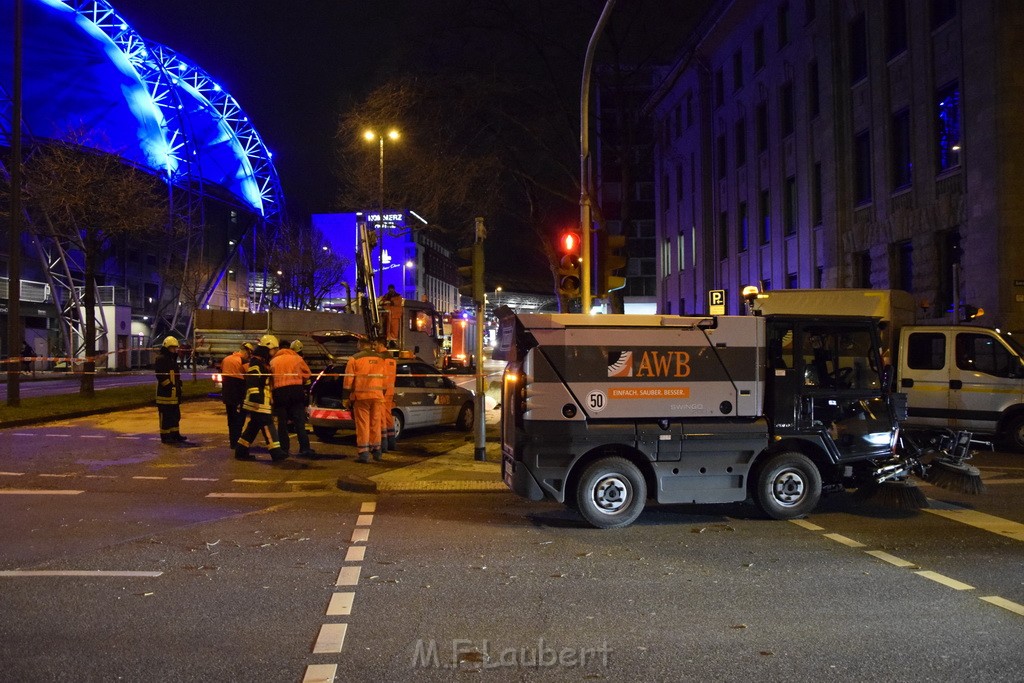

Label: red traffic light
[559,231,581,254]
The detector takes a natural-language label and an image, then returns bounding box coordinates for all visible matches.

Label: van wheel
[456,402,474,431]
[312,426,336,441]
[753,451,821,519]
[575,457,647,529]
[1002,414,1024,452]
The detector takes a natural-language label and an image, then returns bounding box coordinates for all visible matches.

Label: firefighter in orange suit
[221,341,254,449]
[344,337,385,463]
[380,284,403,347]
[271,338,315,457]
[375,341,398,451]
[235,344,287,462]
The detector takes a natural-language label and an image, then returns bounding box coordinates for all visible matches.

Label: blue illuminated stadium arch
[0,0,283,222]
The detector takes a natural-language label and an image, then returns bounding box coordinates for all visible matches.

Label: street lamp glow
[388,129,400,141]
[363,130,376,142]
[363,127,401,293]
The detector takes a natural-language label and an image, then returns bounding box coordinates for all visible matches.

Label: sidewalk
[368,437,504,492]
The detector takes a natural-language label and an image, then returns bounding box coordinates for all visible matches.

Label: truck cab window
[801,326,879,389]
[956,332,1016,377]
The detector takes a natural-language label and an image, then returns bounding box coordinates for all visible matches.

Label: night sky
[110,0,407,219]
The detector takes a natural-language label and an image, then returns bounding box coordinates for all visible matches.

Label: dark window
[784,175,797,236]
[895,239,913,292]
[686,91,694,128]
[673,104,682,138]
[931,0,957,29]
[849,12,867,84]
[754,26,765,71]
[787,272,799,289]
[815,266,823,288]
[735,117,747,166]
[887,0,908,58]
[678,298,686,315]
[936,229,961,313]
[676,163,684,200]
[812,162,823,225]
[781,81,794,136]
[956,333,1016,377]
[854,250,872,288]
[733,50,743,90]
[715,68,724,107]
[778,2,791,48]
[806,0,816,23]
[756,101,769,151]
[760,189,771,244]
[719,210,729,260]
[891,108,912,190]
[661,172,670,211]
[738,201,749,252]
[717,133,727,179]
[936,81,961,171]
[906,332,946,370]
[808,60,820,118]
[854,129,872,204]
[664,300,672,315]
[762,278,772,291]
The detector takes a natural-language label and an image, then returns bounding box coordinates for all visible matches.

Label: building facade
[648,0,1024,329]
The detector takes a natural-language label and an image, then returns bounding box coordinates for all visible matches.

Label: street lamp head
[363,130,377,142]
[388,129,400,141]
[405,260,415,268]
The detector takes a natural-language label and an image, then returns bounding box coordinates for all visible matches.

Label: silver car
[307,347,474,441]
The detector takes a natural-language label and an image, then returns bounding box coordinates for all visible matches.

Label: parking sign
[708,289,726,315]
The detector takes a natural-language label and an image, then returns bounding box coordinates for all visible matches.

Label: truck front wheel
[575,457,647,529]
[753,451,822,520]
[1001,413,1024,452]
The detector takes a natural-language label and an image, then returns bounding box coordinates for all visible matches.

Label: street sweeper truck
[495,310,984,529]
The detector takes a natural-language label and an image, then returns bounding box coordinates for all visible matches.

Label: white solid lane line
[925,500,1024,542]
[0,489,83,495]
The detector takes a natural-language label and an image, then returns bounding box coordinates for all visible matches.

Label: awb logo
[608,350,692,378]
[607,351,632,377]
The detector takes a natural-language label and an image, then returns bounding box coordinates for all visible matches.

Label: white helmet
[259,334,279,349]
[162,336,180,348]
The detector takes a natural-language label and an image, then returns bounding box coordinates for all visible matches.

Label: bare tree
[271,222,349,311]
[22,131,167,396]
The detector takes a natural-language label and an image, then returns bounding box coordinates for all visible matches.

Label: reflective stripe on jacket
[154,350,181,405]
[343,350,385,400]
[243,362,273,414]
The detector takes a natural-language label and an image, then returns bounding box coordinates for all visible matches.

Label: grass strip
[0,380,215,427]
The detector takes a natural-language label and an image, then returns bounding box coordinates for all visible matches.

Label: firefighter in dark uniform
[234,344,287,462]
[155,335,187,444]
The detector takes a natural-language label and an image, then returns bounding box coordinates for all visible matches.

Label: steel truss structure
[1,0,285,360]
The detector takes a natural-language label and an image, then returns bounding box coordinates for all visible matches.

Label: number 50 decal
[587,390,607,413]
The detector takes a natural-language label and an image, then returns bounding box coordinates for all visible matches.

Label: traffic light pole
[472,217,487,461]
[579,0,617,314]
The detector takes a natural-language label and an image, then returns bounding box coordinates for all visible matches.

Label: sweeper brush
[925,460,986,495]
[854,481,929,509]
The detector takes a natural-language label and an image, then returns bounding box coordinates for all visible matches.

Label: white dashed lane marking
[335,567,360,586]
[350,528,369,543]
[344,546,365,562]
[301,664,337,683]
[0,570,162,578]
[0,489,83,495]
[924,500,1024,542]
[326,592,354,615]
[823,532,865,548]
[980,596,1024,616]
[312,624,348,654]
[865,550,917,568]
[915,570,974,591]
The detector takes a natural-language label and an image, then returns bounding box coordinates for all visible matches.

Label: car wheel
[574,457,647,529]
[312,426,336,441]
[753,451,821,520]
[391,410,404,441]
[456,402,474,431]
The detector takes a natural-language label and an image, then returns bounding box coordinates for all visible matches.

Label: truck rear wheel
[575,457,647,529]
[753,451,821,519]
[1001,413,1024,452]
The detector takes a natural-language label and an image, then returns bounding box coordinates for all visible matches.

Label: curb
[336,474,378,494]
[0,394,211,431]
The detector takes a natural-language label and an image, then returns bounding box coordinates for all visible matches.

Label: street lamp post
[364,129,400,294]
[495,286,502,308]
[403,260,415,300]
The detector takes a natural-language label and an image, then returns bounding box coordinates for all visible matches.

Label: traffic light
[457,240,485,303]
[557,231,581,298]
[597,230,627,296]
